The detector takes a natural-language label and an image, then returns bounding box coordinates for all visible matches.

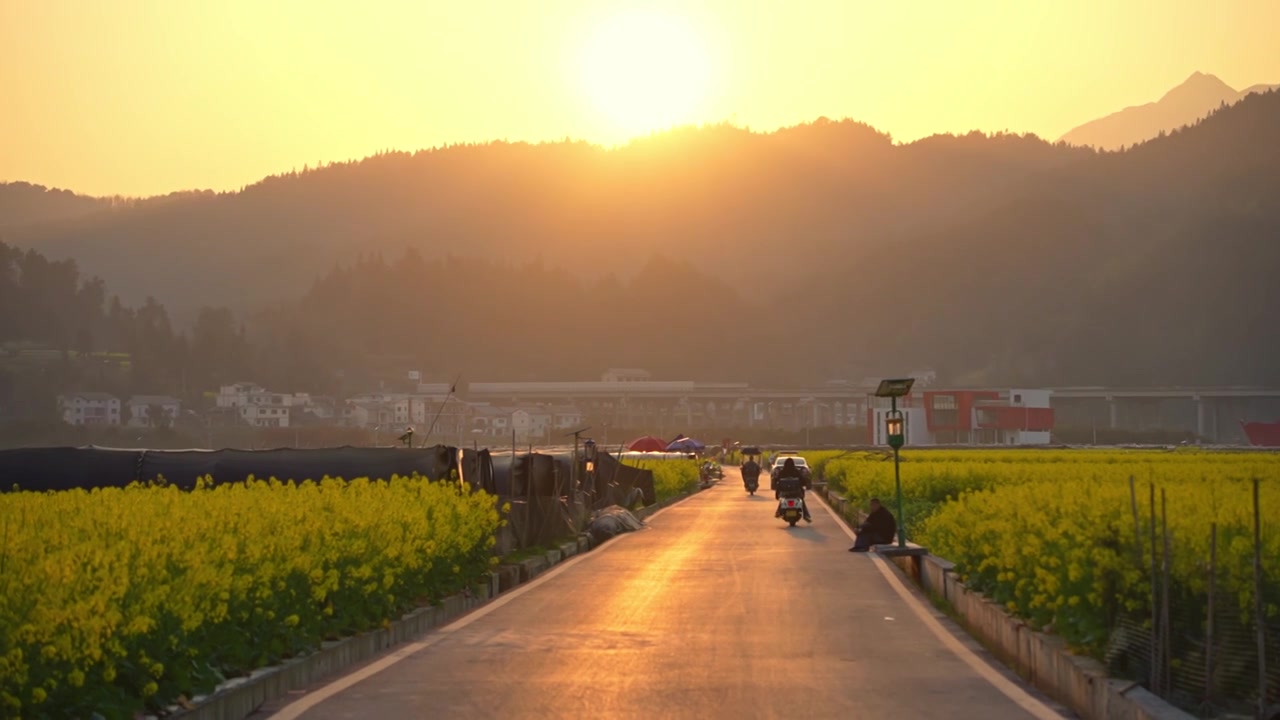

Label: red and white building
[867,389,1055,446]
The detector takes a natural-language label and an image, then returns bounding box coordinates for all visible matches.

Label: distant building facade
[866,388,1055,446]
[58,392,122,426]
[125,395,182,428]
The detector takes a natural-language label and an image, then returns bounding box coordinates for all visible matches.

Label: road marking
[271,496,689,719]
[816,498,1065,720]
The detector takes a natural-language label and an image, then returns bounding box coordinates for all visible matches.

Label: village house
[125,395,182,428]
[58,392,121,426]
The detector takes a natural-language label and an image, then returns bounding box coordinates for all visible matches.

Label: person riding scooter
[741,457,761,491]
[773,458,812,523]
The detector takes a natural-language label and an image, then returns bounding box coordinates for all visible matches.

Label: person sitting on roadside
[849,498,897,552]
[773,458,812,522]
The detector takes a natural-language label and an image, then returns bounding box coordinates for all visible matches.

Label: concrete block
[559,540,578,559]
[930,560,951,598]
[172,581,492,720]
[544,549,562,566]
[874,544,927,557]
[926,567,1146,717]
[496,564,521,592]
[518,555,550,581]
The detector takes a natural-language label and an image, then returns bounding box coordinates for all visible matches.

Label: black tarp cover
[0,445,463,492]
[592,452,657,507]
[485,451,655,547]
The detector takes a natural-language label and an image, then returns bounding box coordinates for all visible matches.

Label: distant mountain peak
[1059,72,1273,150]
[1159,71,1235,104]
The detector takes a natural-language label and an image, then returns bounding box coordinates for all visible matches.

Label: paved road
[267,470,1071,720]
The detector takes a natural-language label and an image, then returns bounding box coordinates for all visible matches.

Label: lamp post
[875,378,915,548]
[565,426,592,497]
[584,438,597,492]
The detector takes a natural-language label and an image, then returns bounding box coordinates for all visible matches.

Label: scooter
[777,496,804,527]
[743,471,759,495]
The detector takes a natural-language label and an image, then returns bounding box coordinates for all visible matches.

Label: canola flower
[791,450,860,480]
[622,458,700,501]
[826,449,1280,654]
[0,474,501,719]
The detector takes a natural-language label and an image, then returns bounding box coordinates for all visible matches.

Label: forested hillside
[5,90,1279,387]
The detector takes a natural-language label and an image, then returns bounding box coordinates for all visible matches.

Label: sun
[578,11,711,139]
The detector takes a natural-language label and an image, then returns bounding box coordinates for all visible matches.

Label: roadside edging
[168,483,711,720]
[814,487,1194,720]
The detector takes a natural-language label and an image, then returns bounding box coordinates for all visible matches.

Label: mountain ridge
[2,92,1279,387]
[1059,71,1279,149]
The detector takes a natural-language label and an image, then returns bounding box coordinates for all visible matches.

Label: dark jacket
[742,460,761,478]
[861,506,897,543]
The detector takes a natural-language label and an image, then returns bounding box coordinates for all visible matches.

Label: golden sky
[2,0,1278,198]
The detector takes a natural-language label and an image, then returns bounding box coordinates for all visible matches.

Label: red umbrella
[627,436,668,452]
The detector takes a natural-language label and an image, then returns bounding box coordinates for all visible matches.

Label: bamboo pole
[1149,481,1160,695]
[1205,522,1216,710]
[1130,475,1143,565]
[1161,488,1172,695]
[1253,477,1267,719]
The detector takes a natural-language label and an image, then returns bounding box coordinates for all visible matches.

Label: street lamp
[875,378,915,548]
[565,426,592,496]
[584,438,597,475]
[584,437,598,502]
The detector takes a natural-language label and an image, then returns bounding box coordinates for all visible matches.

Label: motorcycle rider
[773,458,812,523]
[741,456,761,489]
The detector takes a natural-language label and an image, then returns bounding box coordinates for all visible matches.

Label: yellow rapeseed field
[825,449,1280,652]
[622,458,700,501]
[0,475,502,719]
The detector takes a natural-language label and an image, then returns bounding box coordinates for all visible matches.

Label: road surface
[265,469,1071,719]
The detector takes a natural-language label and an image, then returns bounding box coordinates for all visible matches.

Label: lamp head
[885,410,905,450]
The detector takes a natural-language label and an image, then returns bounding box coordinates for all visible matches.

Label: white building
[345,401,396,429]
[347,391,402,405]
[297,396,338,421]
[983,389,1053,445]
[471,406,515,438]
[217,383,311,412]
[58,392,121,426]
[550,405,584,430]
[216,383,266,408]
[511,408,553,440]
[239,404,291,428]
[125,395,182,428]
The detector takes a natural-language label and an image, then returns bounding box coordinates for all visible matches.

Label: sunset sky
[3,0,1278,198]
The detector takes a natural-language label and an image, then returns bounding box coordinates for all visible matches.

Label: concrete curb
[814,488,1194,720]
[168,484,711,720]
[168,589,493,720]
